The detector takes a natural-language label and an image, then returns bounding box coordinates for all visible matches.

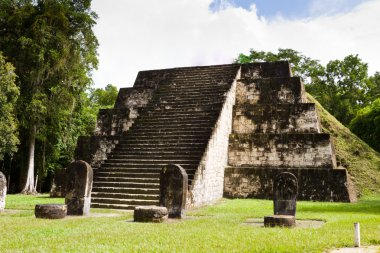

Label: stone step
[144,101,223,109]
[113,145,206,152]
[103,159,199,165]
[90,203,137,210]
[94,176,159,183]
[95,171,159,178]
[158,86,229,93]
[95,167,197,175]
[91,192,159,200]
[116,139,209,145]
[107,153,201,159]
[119,133,211,139]
[126,129,212,135]
[140,112,219,119]
[131,123,214,130]
[93,181,159,189]
[91,197,159,206]
[136,117,217,124]
[91,186,159,195]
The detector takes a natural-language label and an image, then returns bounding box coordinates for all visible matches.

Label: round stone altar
[264,215,296,228]
[134,206,168,223]
[35,204,67,219]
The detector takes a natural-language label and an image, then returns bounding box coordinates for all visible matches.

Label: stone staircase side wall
[75,136,119,168]
[224,167,354,202]
[94,108,140,136]
[114,88,155,109]
[189,71,239,207]
[236,78,307,105]
[228,133,336,168]
[232,104,321,134]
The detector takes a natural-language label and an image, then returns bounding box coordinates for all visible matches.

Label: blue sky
[210,0,371,19]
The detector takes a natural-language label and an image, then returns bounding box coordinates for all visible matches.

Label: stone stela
[159,164,188,218]
[274,172,298,216]
[0,172,6,212]
[65,160,93,215]
[264,172,298,228]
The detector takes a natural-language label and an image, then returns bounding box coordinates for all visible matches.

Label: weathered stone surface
[65,160,93,215]
[160,164,188,218]
[75,136,119,168]
[0,172,6,211]
[50,168,67,197]
[232,104,321,134]
[134,206,168,222]
[35,204,67,219]
[224,167,355,202]
[228,133,337,169]
[236,77,306,105]
[264,215,295,228]
[273,172,298,216]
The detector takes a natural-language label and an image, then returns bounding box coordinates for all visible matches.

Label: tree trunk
[21,124,37,194]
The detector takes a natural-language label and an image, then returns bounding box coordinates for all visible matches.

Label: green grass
[308,94,380,197]
[1,194,380,253]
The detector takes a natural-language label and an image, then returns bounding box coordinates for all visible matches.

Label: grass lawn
[1,195,380,253]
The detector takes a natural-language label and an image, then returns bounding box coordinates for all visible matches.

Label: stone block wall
[236,77,307,105]
[232,104,321,134]
[74,136,119,168]
[228,133,336,168]
[224,167,355,202]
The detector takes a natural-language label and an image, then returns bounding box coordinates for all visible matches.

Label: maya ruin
[73,61,356,210]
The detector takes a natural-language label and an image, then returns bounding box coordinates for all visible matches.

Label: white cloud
[91,0,380,88]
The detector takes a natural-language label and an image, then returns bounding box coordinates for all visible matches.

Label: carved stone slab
[65,160,93,215]
[0,172,6,211]
[35,204,67,219]
[273,172,298,216]
[159,164,188,218]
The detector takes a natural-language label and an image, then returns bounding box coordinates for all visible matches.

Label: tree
[0,52,19,160]
[350,98,380,153]
[0,0,98,193]
[90,84,119,108]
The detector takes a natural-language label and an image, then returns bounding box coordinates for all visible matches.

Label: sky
[91,0,380,89]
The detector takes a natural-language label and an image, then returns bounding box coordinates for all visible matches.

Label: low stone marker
[50,168,67,197]
[35,204,67,219]
[0,172,6,211]
[65,160,93,215]
[264,172,298,228]
[159,164,188,218]
[134,206,168,223]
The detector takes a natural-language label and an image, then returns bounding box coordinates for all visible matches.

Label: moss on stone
[307,93,380,197]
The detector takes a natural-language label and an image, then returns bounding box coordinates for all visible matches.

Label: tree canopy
[0,0,98,193]
[0,52,19,160]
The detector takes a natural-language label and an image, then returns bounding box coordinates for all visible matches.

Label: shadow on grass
[298,199,380,215]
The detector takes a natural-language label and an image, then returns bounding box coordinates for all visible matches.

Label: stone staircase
[73,61,354,210]
[90,65,240,209]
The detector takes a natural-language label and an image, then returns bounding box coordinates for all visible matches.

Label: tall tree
[0,52,19,160]
[0,0,98,193]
